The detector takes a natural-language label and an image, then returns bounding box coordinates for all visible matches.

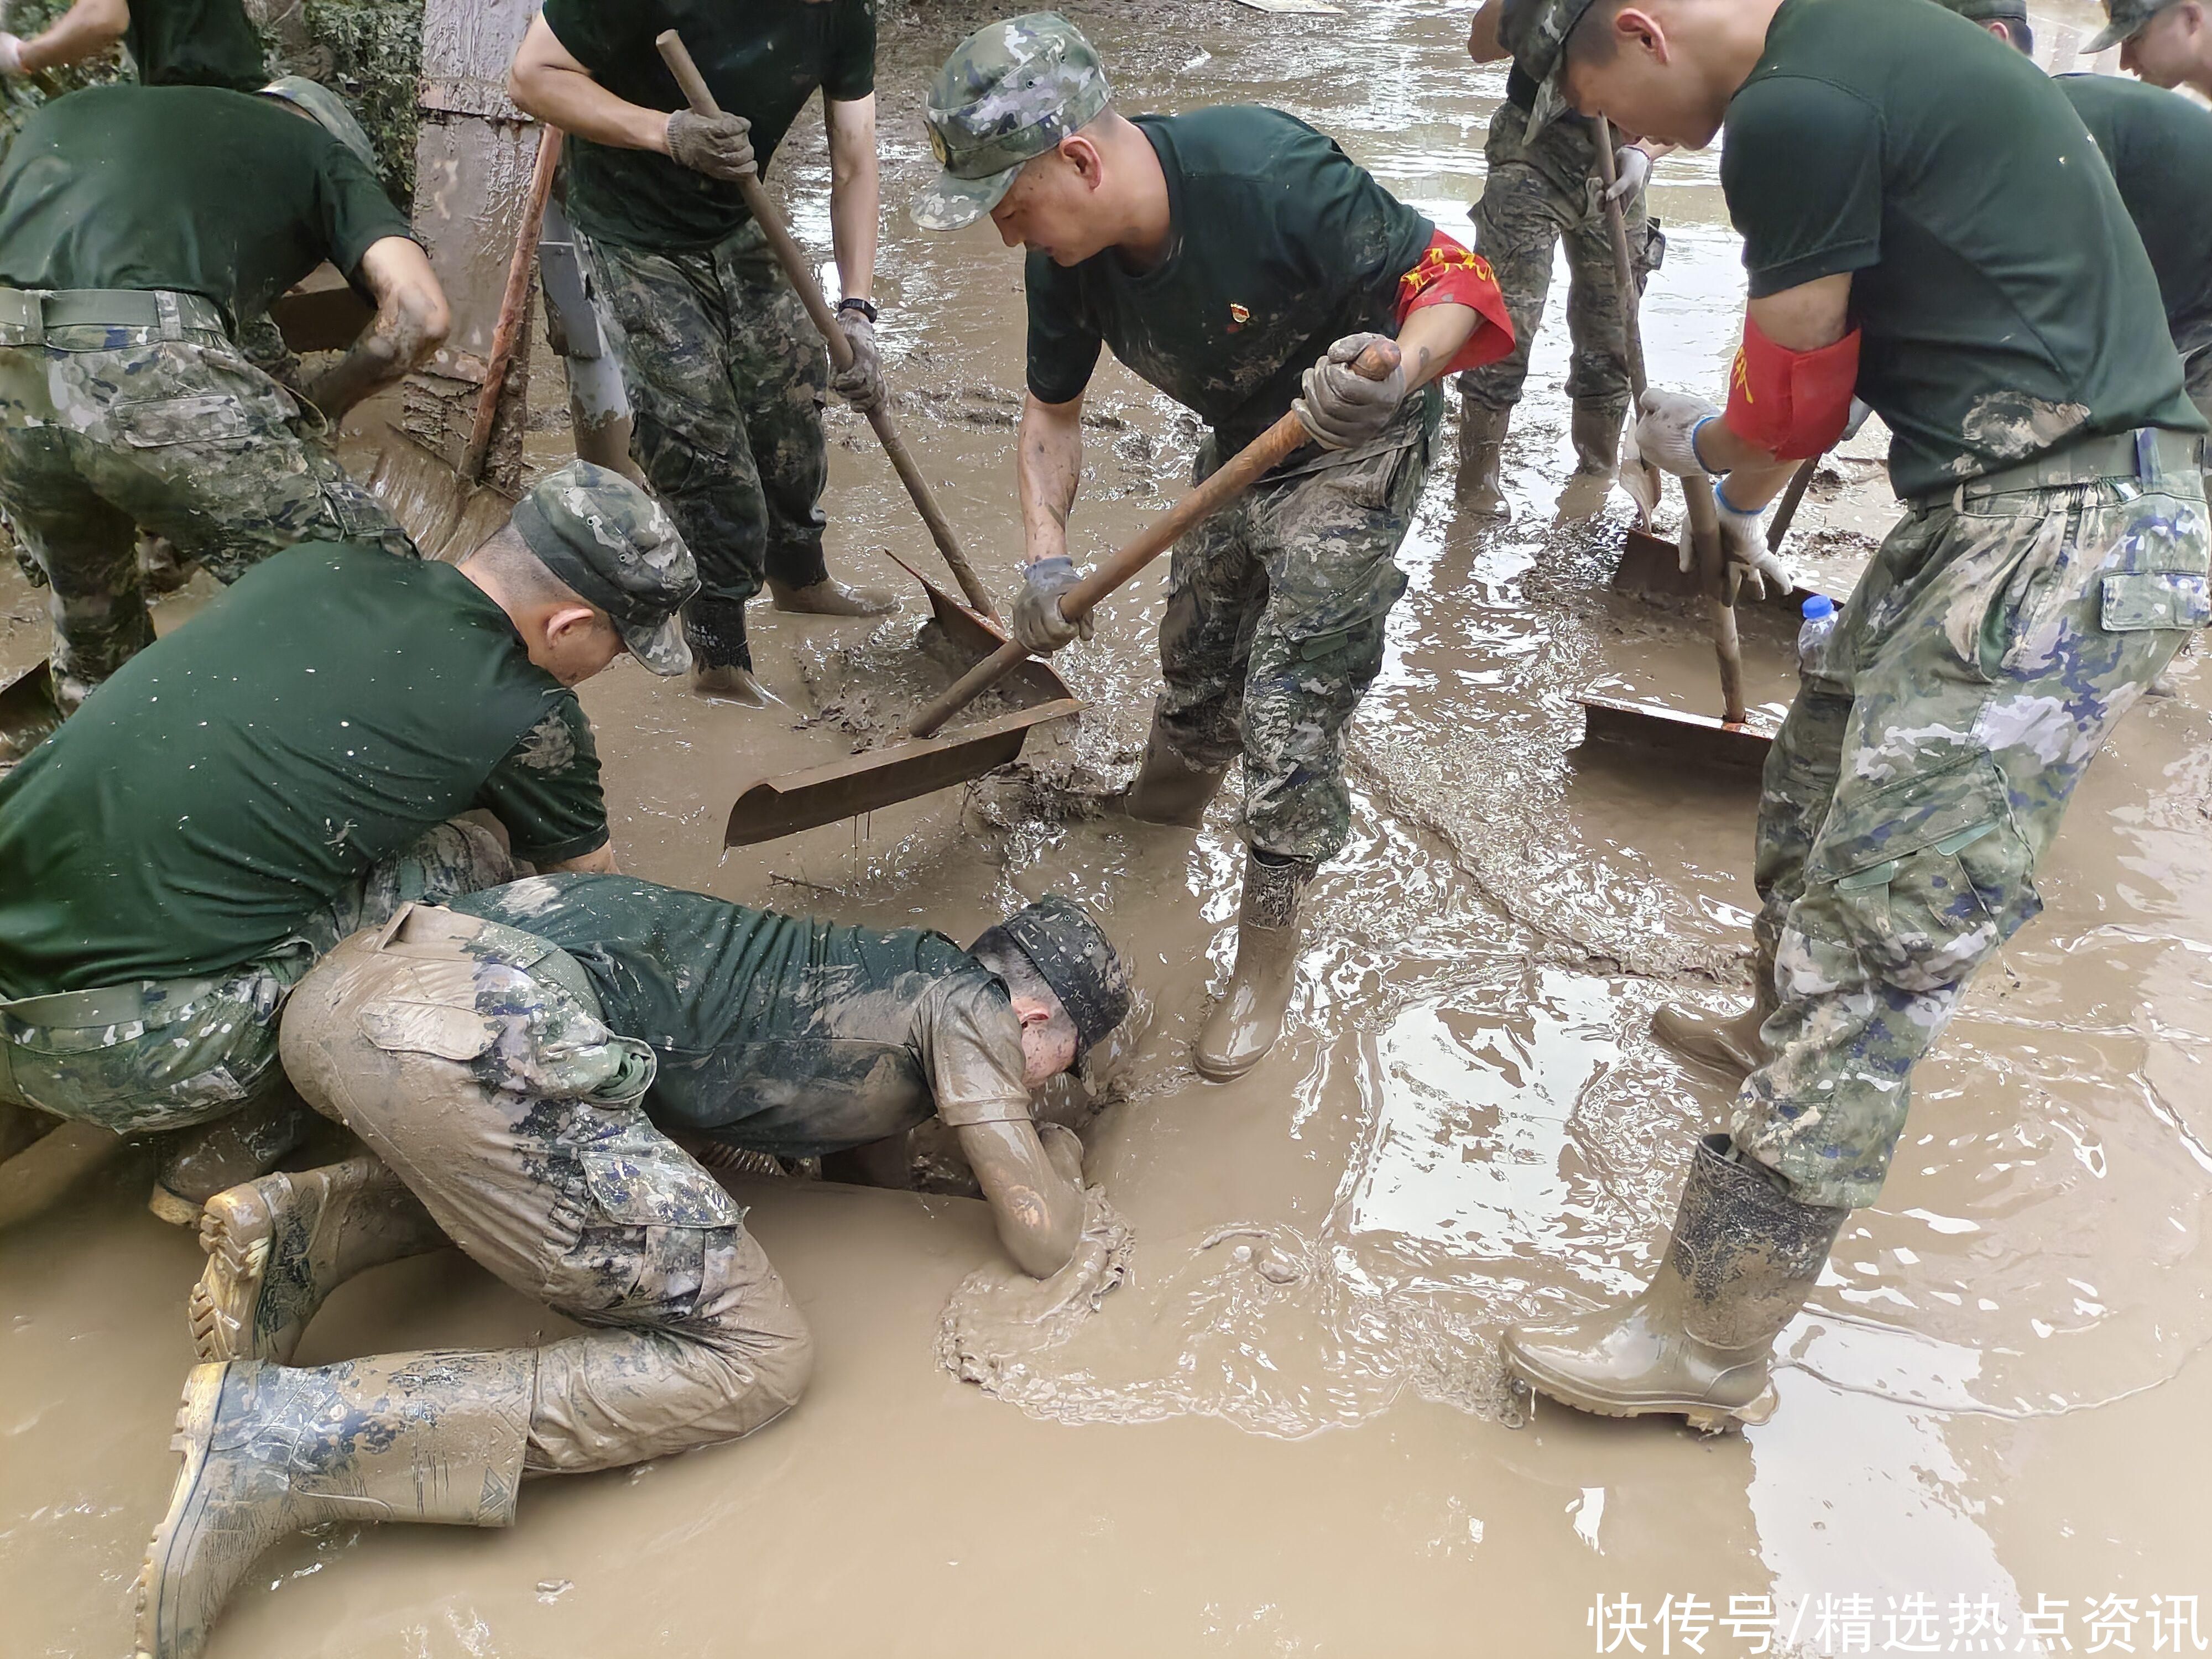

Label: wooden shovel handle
[462,123,562,484]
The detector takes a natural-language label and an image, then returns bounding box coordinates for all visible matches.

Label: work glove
[1605,143,1652,204]
[1295,331,1405,451]
[1010,555,1092,655]
[1680,493,1798,606]
[1634,387,1723,477]
[831,309,884,414]
[665,109,756,182]
[0,33,25,76]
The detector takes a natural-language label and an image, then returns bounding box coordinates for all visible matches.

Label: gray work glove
[665,109,756,182]
[1294,331,1405,451]
[1605,143,1652,204]
[1010,556,1092,655]
[1681,494,1798,606]
[832,309,884,414]
[1634,387,1723,477]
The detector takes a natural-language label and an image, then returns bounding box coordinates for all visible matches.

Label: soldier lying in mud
[133,875,1132,1659]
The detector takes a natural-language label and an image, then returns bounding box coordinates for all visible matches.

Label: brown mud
[6,3,2211,1653]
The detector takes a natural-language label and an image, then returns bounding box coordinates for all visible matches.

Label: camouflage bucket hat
[912,13,1112,232]
[1932,0,2029,19]
[511,461,701,676]
[973,895,1133,1058]
[2086,0,2174,52]
[257,77,379,172]
[1500,0,1604,141]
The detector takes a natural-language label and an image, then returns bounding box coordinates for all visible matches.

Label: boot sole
[1505,1340,1771,1434]
[134,1361,229,1659]
[191,1181,283,1365]
[147,1185,203,1228]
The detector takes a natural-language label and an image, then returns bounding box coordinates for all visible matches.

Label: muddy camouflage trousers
[0,329,406,708]
[1458,102,1655,419]
[1736,434,2210,1209]
[1155,405,1433,865]
[0,821,510,1138]
[585,220,831,671]
[280,904,812,1472]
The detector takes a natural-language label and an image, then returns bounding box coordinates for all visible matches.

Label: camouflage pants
[585,220,830,671]
[0,820,510,1136]
[1736,443,2209,1208]
[1155,401,1433,865]
[0,331,406,709]
[280,904,812,1471]
[1458,102,1655,419]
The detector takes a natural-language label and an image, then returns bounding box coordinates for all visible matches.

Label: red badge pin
[1227,302,1251,332]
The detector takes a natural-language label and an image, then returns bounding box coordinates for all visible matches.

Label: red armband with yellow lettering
[1395,231,1515,377]
[1724,314,1861,461]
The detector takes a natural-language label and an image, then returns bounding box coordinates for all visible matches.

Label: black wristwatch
[836,296,879,324]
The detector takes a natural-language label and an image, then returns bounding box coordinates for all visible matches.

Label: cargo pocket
[2101,569,2211,632]
[358,998,500,1063]
[109,393,258,450]
[580,1140,747,1231]
[1809,752,2036,993]
[1315,435,1420,513]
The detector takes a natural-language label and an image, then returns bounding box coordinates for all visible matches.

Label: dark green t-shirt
[0,544,607,999]
[1025,107,1435,453]
[2058,74,2212,350]
[1719,0,2202,499]
[124,0,267,91]
[0,86,411,325]
[542,0,875,252]
[452,874,1034,1159]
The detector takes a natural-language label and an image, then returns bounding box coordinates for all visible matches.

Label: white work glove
[665,109,756,181]
[1634,387,1723,478]
[831,309,884,414]
[1681,492,1798,606]
[1295,331,1405,451]
[0,33,27,76]
[1010,556,1093,655]
[1606,143,1652,204]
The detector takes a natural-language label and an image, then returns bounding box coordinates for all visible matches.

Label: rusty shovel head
[1575,690,1777,771]
[0,658,62,773]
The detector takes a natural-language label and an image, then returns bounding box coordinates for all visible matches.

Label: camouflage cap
[1499,0,1605,140]
[256,77,379,173]
[912,13,1113,232]
[1931,0,2029,18]
[972,895,1133,1059]
[510,462,700,676]
[2086,0,2177,51]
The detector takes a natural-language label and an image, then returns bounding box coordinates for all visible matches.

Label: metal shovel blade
[1610,529,1805,614]
[1576,690,1777,771]
[0,659,61,772]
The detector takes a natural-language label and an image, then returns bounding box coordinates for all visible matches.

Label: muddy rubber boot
[1455,403,1510,518]
[1651,997,1775,1082]
[1556,399,1626,520]
[191,1154,446,1365]
[135,1350,530,1659]
[1110,722,1229,828]
[149,1093,319,1227]
[684,598,774,707]
[1194,852,1310,1081]
[1503,1134,1847,1431]
[769,576,896,617]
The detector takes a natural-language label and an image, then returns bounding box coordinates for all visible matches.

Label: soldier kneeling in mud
[133,875,1131,1659]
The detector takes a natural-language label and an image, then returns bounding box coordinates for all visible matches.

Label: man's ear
[1062,133,1104,190]
[1615,7,1670,62]
[1010,994,1058,1030]
[542,603,603,647]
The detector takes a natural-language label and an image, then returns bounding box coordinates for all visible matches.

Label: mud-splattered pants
[1154,401,1432,865]
[584,221,831,672]
[0,820,510,1136]
[1736,430,2209,1209]
[280,903,812,1472]
[0,312,406,708]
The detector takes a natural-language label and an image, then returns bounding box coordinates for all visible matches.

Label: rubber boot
[1109,721,1229,828]
[190,1154,447,1365]
[149,1092,319,1227]
[1194,852,1310,1081]
[1503,1134,1847,1430]
[1456,402,1510,518]
[136,1350,530,1659]
[1569,398,1625,478]
[684,597,773,708]
[1651,989,1776,1083]
[769,576,896,617]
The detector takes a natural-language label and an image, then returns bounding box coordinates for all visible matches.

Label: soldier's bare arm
[1395,301,1481,392]
[507,13,675,156]
[955,1118,1085,1278]
[295,236,450,420]
[1693,272,1854,507]
[825,94,879,307]
[1017,392,1084,567]
[5,0,127,76]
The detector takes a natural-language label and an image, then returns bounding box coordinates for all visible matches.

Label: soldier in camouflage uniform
[0,463,695,1223]
[0,79,443,712]
[508,0,895,707]
[1496,0,2209,1432]
[914,14,1510,1081]
[138,879,1131,1659]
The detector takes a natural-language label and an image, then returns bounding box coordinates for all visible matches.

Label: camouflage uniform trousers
[1154,397,1435,867]
[0,326,407,709]
[280,902,812,1471]
[0,820,511,1138]
[1735,440,2209,1209]
[583,219,831,672]
[1457,102,1655,422]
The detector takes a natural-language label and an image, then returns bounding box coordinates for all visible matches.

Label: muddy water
[6,2,2212,1653]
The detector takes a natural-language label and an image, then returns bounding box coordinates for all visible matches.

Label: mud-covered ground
[7,3,2212,1655]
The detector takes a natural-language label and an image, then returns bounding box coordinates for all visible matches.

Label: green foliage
[302,0,420,209]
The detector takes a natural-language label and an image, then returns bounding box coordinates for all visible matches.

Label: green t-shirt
[541,0,875,253]
[452,874,1035,1159]
[0,544,608,999]
[124,0,267,91]
[0,86,411,326]
[2058,74,2212,351]
[1719,0,2203,499]
[1025,107,1436,453]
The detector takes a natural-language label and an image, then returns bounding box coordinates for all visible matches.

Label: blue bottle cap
[1802,594,1834,619]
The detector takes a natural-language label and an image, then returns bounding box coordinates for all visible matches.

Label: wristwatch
[836,296,879,325]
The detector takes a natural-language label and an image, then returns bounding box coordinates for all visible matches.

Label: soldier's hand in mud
[1606,142,1652,204]
[1683,495,1797,606]
[0,34,25,76]
[665,109,756,182]
[1010,556,1092,655]
[831,309,885,414]
[1295,332,1405,451]
[1634,387,1723,477]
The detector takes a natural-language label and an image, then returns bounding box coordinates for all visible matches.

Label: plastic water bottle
[1797,594,1837,678]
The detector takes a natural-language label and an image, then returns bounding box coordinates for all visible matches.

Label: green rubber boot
[1194,853,1310,1081]
[1112,721,1229,829]
[1650,992,1776,1083]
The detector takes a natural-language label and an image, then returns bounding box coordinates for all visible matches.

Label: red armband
[1724,314,1861,461]
[1395,231,1515,377]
